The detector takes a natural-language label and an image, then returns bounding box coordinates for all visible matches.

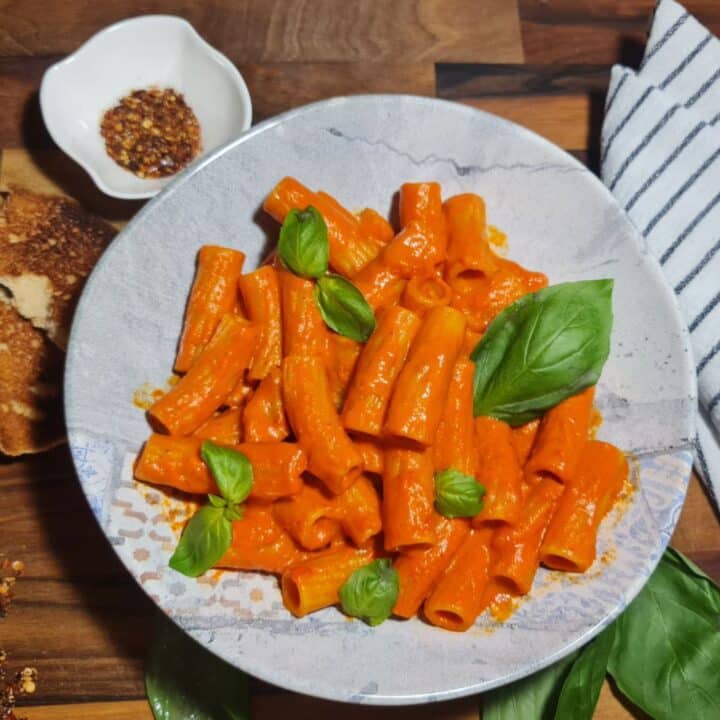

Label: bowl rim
[65,93,698,705]
[39,14,253,200]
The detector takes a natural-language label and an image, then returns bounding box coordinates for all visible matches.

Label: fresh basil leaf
[471,280,613,426]
[146,613,249,720]
[483,651,579,720]
[554,623,615,720]
[315,273,376,342]
[278,206,329,278]
[208,493,226,508]
[434,468,485,518]
[223,504,244,522]
[168,505,232,577]
[664,547,720,610]
[607,548,720,720]
[339,558,399,626]
[201,441,253,505]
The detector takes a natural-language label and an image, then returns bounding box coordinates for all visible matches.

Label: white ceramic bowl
[40,15,252,200]
[65,96,695,704]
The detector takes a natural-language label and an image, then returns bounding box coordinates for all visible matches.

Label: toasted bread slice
[0,297,65,455]
[0,190,115,349]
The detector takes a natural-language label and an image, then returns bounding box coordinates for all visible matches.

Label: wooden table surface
[2,2,720,718]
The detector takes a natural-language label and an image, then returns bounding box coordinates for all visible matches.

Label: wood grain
[14,682,653,720]
[17,700,154,720]
[241,62,436,122]
[1,448,155,705]
[0,0,523,62]
[519,0,720,64]
[436,63,611,100]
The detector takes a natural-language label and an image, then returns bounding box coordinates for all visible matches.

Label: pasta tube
[399,182,444,232]
[358,208,394,248]
[331,475,383,546]
[224,374,254,409]
[473,416,523,526]
[540,441,628,572]
[279,270,329,357]
[401,274,452,316]
[433,358,476,475]
[281,544,374,617]
[511,419,541,467]
[392,517,470,618]
[150,315,257,435]
[342,306,421,436]
[491,478,564,595]
[135,435,305,500]
[273,482,341,551]
[193,408,243,445]
[283,355,363,494]
[263,177,378,276]
[217,503,306,573]
[237,266,282,380]
[385,306,466,445]
[443,194,498,286]
[352,435,384,474]
[424,527,495,631]
[242,367,288,442]
[174,245,245,373]
[383,445,437,551]
[525,386,595,485]
[327,334,362,410]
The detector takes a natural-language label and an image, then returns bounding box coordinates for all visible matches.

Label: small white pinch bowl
[40,15,252,200]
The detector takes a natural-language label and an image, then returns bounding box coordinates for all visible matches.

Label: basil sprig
[434,468,485,518]
[315,274,376,342]
[278,206,329,279]
[483,649,579,720]
[607,548,720,719]
[471,280,613,426]
[483,548,720,720]
[169,441,253,578]
[339,559,399,626]
[277,205,376,342]
[554,623,615,719]
[146,614,249,720]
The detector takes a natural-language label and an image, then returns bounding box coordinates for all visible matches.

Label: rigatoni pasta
[135,178,627,633]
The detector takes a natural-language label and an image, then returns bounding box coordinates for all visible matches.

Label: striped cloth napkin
[601,0,720,508]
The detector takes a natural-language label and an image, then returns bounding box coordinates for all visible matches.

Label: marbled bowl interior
[65,95,695,705]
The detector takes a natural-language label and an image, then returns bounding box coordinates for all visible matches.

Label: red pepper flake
[100,87,201,179]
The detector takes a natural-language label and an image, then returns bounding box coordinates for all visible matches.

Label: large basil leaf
[168,505,232,578]
[554,623,616,720]
[483,651,578,720]
[471,280,613,426]
[607,549,720,720]
[146,614,249,720]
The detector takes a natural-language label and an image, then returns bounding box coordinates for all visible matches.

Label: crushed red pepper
[100,87,201,179]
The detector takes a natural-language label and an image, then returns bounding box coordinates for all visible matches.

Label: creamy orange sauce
[132,375,180,410]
